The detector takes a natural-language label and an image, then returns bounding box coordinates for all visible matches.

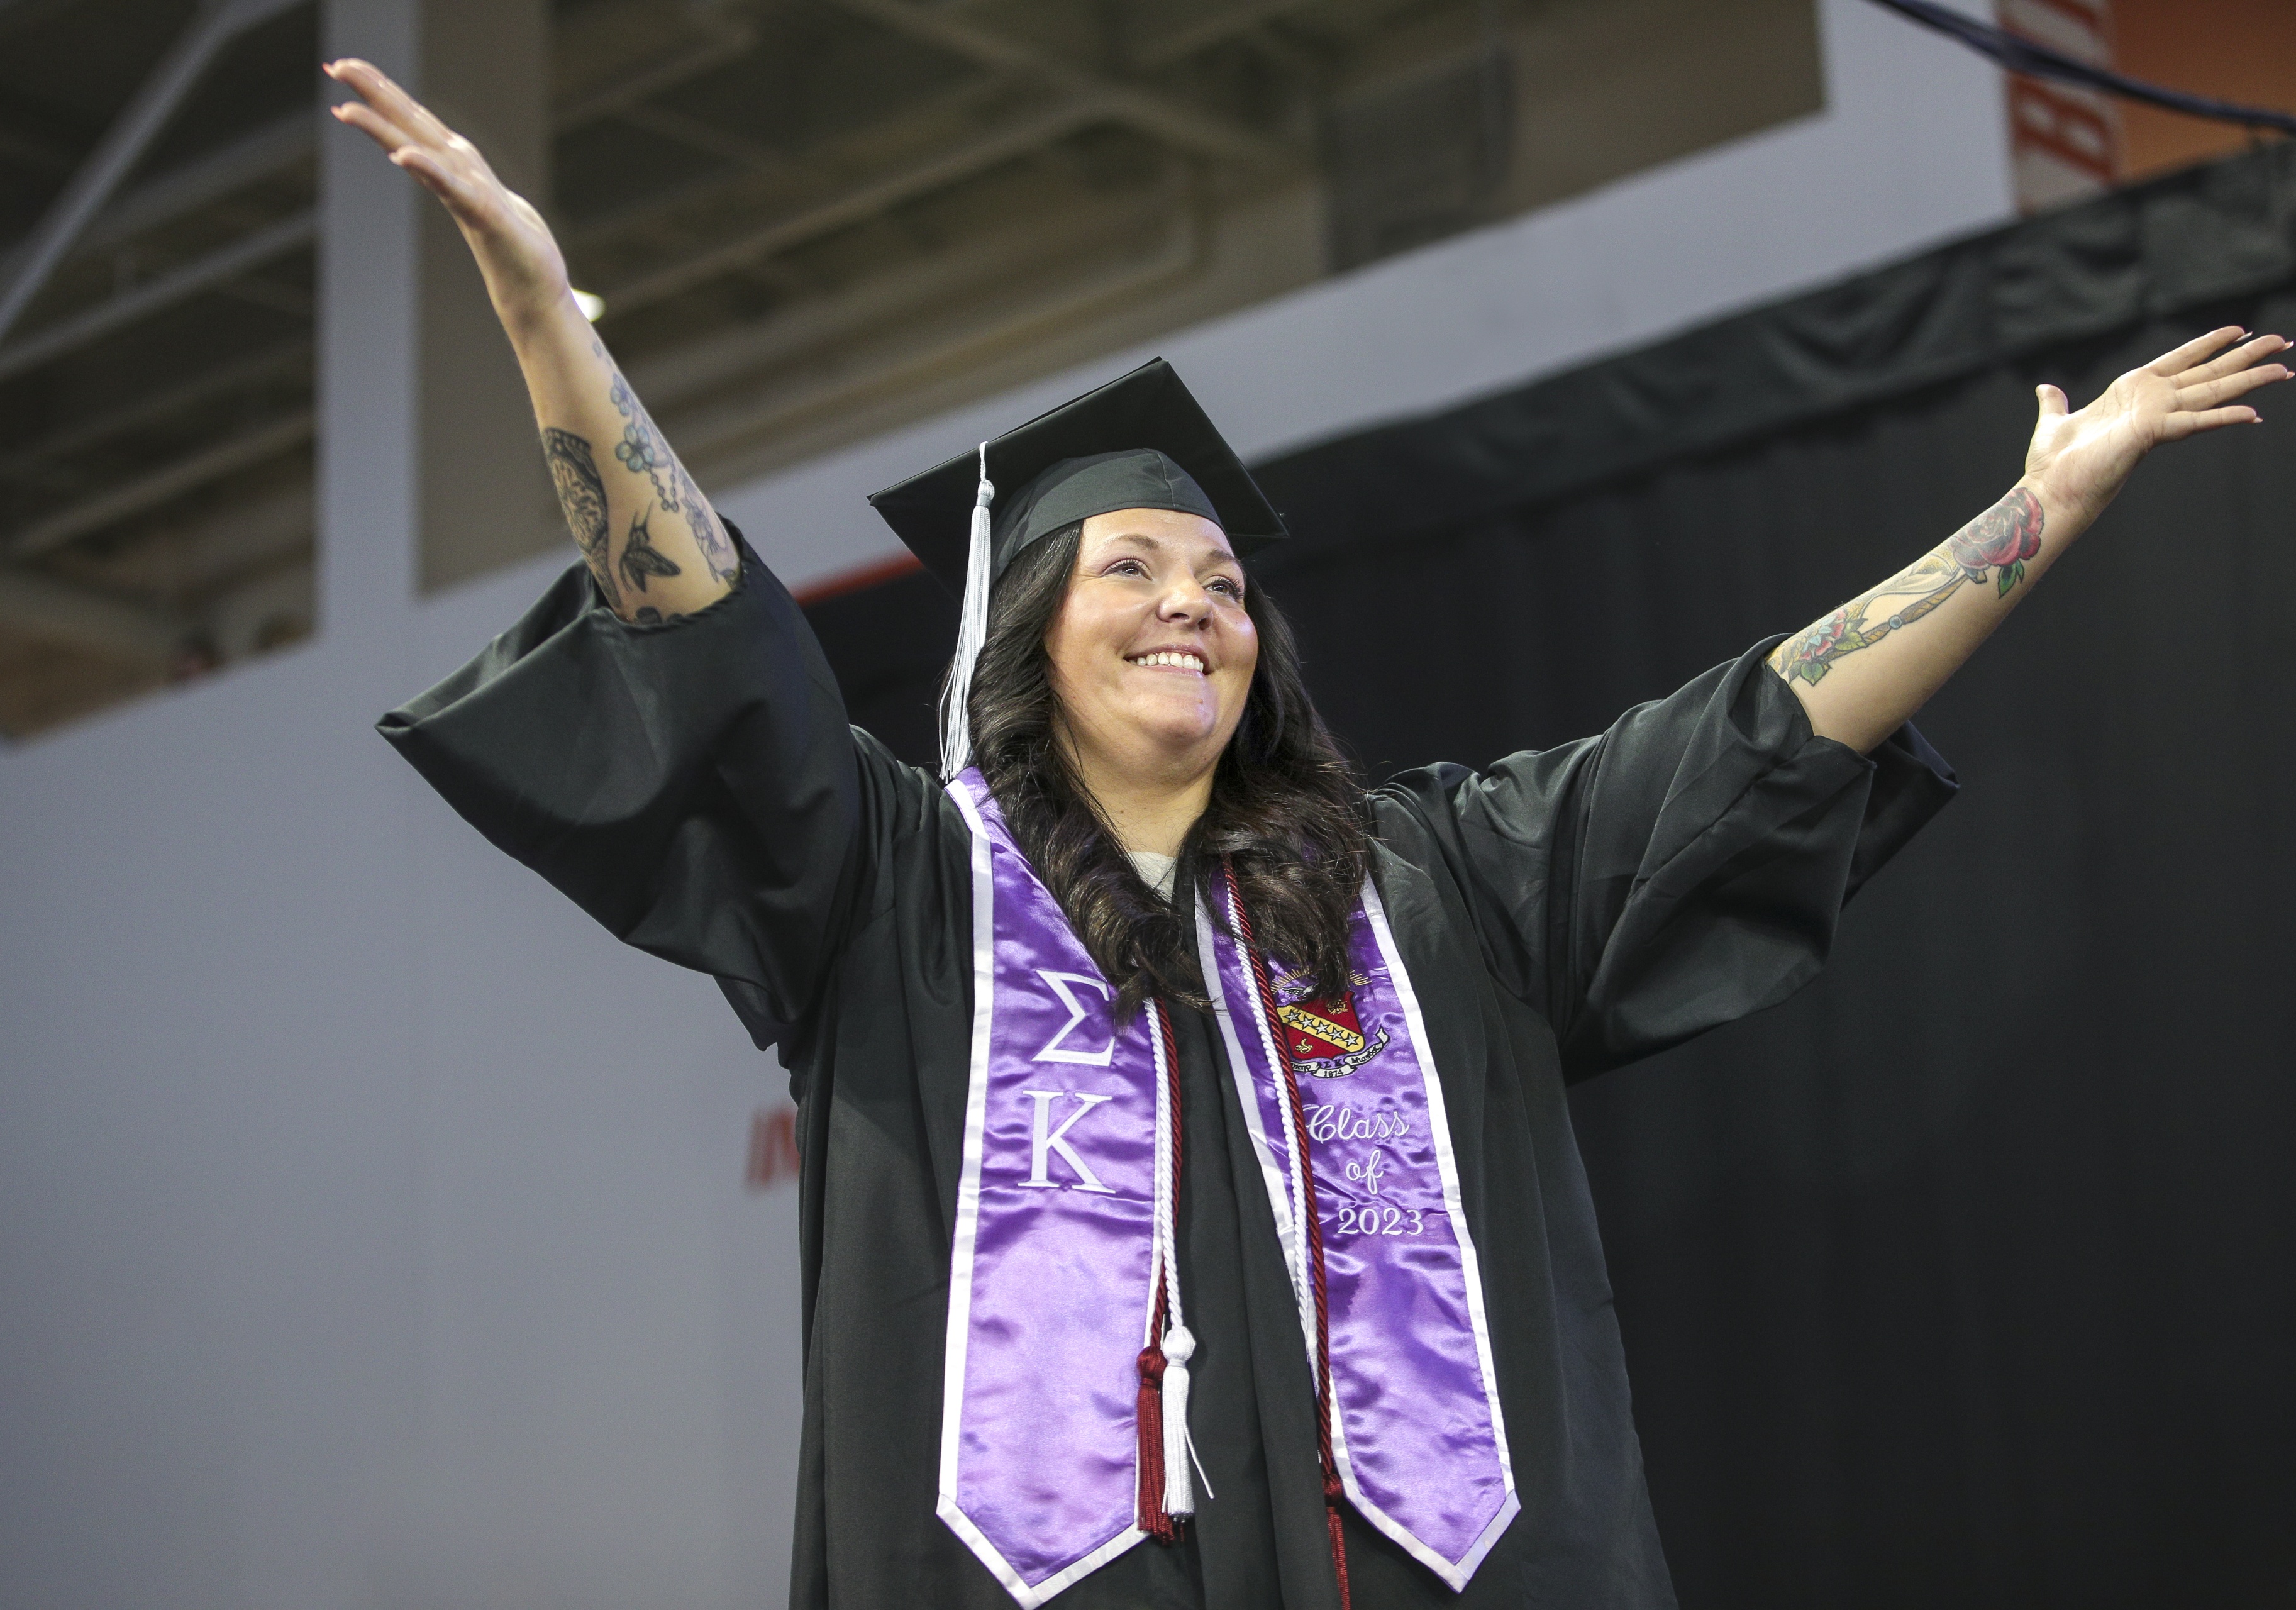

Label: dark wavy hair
[966,522,1368,1014]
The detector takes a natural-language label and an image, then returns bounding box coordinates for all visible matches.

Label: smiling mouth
[1127,650,1207,675]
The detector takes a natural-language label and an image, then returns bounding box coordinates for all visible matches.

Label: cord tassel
[1135,1342,1173,1543]
[938,443,994,778]
[1325,1479,1353,1610]
[1141,997,1190,1539]
[1160,1324,1195,1518]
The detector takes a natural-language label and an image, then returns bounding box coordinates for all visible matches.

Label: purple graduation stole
[941,772,1517,1606]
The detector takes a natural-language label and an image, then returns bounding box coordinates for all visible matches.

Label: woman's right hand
[325,58,572,334]
[325,56,738,621]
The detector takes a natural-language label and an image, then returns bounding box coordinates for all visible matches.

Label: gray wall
[0,3,2011,1606]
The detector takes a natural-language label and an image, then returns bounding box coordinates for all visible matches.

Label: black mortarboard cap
[868,357,1287,594]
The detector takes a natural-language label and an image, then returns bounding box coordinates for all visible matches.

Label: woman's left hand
[1772,323,2288,753]
[2023,326,2290,529]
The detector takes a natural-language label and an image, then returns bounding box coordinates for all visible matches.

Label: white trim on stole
[1333,875,1521,1589]
[1204,867,1521,1591]
[940,780,1148,1608]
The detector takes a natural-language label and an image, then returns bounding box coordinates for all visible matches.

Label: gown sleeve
[1375,640,1958,1079]
[376,530,867,1050]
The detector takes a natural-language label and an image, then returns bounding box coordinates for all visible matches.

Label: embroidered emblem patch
[1275,989,1389,1078]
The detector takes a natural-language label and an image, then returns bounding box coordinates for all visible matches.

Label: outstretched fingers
[2176,331,2290,389]
[325,57,506,230]
[2175,355,2290,413]
[2145,325,2250,378]
[324,59,455,152]
[2156,403,2265,442]
[329,96,415,157]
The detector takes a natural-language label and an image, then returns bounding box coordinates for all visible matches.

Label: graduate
[334,57,2288,1610]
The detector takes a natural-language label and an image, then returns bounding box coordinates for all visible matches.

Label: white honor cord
[939,442,995,779]
[1150,1004,1212,1510]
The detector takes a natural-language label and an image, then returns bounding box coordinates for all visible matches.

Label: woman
[336,57,2287,1610]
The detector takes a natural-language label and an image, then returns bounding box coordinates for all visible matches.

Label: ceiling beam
[8,408,314,559]
[80,113,314,256]
[630,177,1184,412]
[0,114,314,331]
[1238,21,1324,84]
[555,14,758,130]
[213,275,314,319]
[0,0,313,344]
[670,188,1202,473]
[610,104,801,176]
[831,0,1295,166]
[0,208,314,384]
[1124,0,1324,70]
[565,69,1016,252]
[598,98,1105,316]
[0,564,182,661]
[100,479,313,594]
[0,339,308,477]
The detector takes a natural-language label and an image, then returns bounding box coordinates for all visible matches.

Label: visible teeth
[1133,652,1203,671]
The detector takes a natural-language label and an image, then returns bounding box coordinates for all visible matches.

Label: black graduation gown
[380,536,1956,1609]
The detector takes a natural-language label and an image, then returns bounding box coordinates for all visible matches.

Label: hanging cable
[1864,0,2296,137]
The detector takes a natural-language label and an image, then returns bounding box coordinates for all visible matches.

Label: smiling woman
[361,46,2286,1610]
[963,496,1367,1026]
[1047,510,1256,819]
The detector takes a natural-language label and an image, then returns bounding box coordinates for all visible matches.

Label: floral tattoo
[607,369,739,584]
[1946,485,2044,595]
[1771,488,2044,686]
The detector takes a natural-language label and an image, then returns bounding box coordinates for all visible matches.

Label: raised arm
[1769,327,2290,752]
[325,59,736,623]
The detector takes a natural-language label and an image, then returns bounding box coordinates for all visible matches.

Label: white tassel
[1145,1000,1209,1522]
[1161,1323,1197,1517]
[938,443,995,779]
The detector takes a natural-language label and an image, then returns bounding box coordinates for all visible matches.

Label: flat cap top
[867,358,1287,594]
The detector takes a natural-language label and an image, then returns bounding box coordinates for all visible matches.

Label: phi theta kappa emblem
[1275,979,1389,1078]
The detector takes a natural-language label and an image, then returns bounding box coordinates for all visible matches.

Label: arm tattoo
[609,369,740,584]
[610,372,666,496]
[618,503,682,594]
[1771,488,2044,686]
[1946,486,2045,594]
[543,426,618,611]
[675,457,740,582]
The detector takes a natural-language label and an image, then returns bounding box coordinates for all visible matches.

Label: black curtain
[804,145,2296,1609]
